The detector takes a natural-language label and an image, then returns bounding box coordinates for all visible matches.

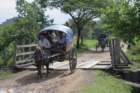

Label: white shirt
[39,38,51,48]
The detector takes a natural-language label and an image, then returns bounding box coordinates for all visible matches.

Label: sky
[0,0,70,24]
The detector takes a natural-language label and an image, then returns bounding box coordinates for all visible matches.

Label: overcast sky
[0,0,70,24]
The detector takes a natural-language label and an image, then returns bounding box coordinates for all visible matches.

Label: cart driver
[56,31,66,51]
[38,35,51,49]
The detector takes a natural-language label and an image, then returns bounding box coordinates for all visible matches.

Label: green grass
[82,39,97,49]
[82,71,133,93]
[0,71,13,80]
[77,39,97,53]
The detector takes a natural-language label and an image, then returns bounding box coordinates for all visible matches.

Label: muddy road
[0,49,111,93]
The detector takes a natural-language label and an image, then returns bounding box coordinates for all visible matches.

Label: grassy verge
[0,71,13,80]
[127,52,140,70]
[127,51,140,63]
[129,61,140,70]
[82,39,97,49]
[126,41,140,69]
[82,71,133,93]
[77,39,97,53]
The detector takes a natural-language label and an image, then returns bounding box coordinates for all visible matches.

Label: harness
[34,48,43,61]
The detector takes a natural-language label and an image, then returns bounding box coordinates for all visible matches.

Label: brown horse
[33,46,50,79]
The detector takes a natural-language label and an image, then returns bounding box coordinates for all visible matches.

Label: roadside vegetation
[82,71,134,93]
[127,41,140,62]
[0,71,13,80]
[77,39,97,54]
[82,39,97,49]
[127,41,140,70]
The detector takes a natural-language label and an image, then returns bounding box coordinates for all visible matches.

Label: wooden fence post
[110,38,132,69]
[13,43,37,68]
[114,38,121,66]
[109,39,115,68]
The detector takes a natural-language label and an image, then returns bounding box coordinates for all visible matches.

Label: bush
[127,41,140,62]
[0,57,4,66]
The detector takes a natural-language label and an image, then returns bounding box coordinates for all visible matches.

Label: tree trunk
[76,29,81,48]
[80,35,84,45]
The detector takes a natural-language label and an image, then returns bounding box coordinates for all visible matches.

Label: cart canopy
[39,25,73,43]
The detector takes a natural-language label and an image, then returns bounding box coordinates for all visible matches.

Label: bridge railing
[109,38,132,69]
[13,44,37,68]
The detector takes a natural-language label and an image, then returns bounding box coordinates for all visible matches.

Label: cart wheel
[69,48,77,73]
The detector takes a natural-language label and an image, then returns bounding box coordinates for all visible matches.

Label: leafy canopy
[102,0,140,43]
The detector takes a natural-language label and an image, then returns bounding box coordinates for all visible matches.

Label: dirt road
[0,49,110,93]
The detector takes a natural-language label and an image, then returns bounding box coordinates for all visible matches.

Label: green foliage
[0,23,16,66]
[102,0,140,43]
[65,19,96,39]
[0,57,4,66]
[82,71,133,93]
[0,0,53,66]
[124,40,140,70]
[77,39,97,54]
[16,0,52,28]
[16,0,53,42]
[82,39,97,49]
[127,40,140,62]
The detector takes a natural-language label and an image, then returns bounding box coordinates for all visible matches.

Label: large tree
[102,0,140,44]
[49,0,109,48]
[15,0,53,44]
[65,19,96,40]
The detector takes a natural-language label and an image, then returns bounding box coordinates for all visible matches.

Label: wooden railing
[109,38,132,69]
[13,44,37,68]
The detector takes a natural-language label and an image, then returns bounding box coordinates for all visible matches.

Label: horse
[96,37,108,52]
[33,46,51,79]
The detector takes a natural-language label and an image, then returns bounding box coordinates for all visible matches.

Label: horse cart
[96,33,108,52]
[34,25,77,78]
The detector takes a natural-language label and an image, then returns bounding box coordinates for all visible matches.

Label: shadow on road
[16,69,71,86]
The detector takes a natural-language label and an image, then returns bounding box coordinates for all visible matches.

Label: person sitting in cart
[58,32,66,46]
[38,34,51,49]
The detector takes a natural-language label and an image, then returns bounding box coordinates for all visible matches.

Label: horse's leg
[102,47,104,52]
[45,62,50,76]
[37,63,42,79]
[96,43,98,52]
[101,44,105,52]
[96,45,97,52]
